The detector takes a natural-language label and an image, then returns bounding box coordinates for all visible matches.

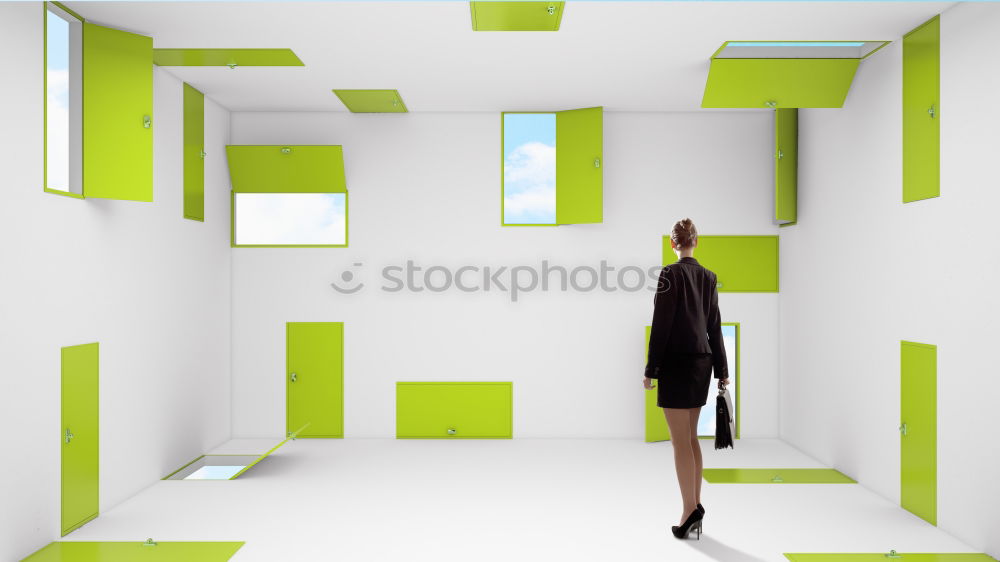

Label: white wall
[230,111,780,440]
[0,4,232,559]
[780,3,1000,558]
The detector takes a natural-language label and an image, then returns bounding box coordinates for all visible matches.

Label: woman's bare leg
[664,407,698,524]
[689,408,703,505]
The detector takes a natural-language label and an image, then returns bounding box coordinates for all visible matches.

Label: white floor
[64,439,980,561]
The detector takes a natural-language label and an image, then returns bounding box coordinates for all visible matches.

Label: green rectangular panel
[287,323,343,438]
[61,342,99,536]
[702,58,859,108]
[153,48,303,66]
[644,326,671,442]
[902,16,940,203]
[555,107,603,224]
[23,541,244,561]
[663,235,778,292]
[332,89,407,113]
[82,23,153,201]
[470,1,564,31]
[226,146,346,193]
[396,382,513,438]
[702,468,856,484]
[775,108,798,224]
[785,552,996,562]
[183,83,205,221]
[901,340,937,525]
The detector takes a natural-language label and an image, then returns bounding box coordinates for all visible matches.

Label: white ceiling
[67,1,954,112]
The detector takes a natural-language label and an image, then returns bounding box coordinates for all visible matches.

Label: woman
[643,218,730,539]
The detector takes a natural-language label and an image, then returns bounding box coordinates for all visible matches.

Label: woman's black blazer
[644,256,729,380]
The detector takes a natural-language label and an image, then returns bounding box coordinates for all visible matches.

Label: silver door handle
[143,115,151,129]
[594,158,601,169]
[928,104,936,119]
[899,423,908,436]
[290,372,297,383]
[447,428,457,435]
[64,428,74,444]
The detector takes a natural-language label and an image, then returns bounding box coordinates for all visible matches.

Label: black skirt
[656,352,713,409]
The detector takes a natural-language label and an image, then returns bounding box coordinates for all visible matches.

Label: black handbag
[714,386,735,450]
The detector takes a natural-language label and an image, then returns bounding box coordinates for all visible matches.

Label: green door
[396,383,512,438]
[286,322,343,438]
[775,108,798,224]
[183,83,205,221]
[23,541,244,561]
[61,343,99,536]
[555,107,603,224]
[902,16,940,203]
[702,58,859,108]
[82,23,153,201]
[901,340,937,525]
[663,235,779,292]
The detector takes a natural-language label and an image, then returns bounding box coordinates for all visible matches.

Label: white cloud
[504,141,556,223]
[46,69,69,190]
[235,193,347,245]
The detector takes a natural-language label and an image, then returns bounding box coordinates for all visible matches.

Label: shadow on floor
[683,536,772,562]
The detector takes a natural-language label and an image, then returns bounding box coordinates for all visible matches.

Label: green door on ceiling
[900,340,937,525]
[286,322,343,438]
[902,16,940,203]
[61,342,99,536]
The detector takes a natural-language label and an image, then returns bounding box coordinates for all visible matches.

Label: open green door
[901,340,937,525]
[183,83,205,221]
[555,107,602,224]
[775,108,798,224]
[82,23,153,201]
[287,322,343,438]
[902,16,940,203]
[61,342,99,536]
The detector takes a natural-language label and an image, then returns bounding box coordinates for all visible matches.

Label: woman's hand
[718,378,730,390]
[643,377,655,390]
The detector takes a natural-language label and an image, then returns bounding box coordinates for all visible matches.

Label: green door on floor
[901,340,937,525]
[61,342,99,536]
[286,322,343,438]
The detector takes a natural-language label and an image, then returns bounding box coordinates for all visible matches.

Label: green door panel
[901,340,937,525]
[82,23,153,201]
[702,468,856,484]
[396,382,513,438]
[902,16,940,203]
[183,83,205,221]
[663,235,779,292]
[644,326,670,442]
[555,107,603,224]
[226,146,347,193]
[702,59,859,108]
[153,48,302,66]
[61,342,99,536]
[23,541,244,561]
[785,552,996,562]
[332,90,407,113]
[775,108,798,224]
[470,1,565,31]
[287,323,343,438]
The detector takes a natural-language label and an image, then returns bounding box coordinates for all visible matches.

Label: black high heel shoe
[697,503,705,515]
[671,509,704,540]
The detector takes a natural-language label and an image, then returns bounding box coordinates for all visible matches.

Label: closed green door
[902,16,940,203]
[396,383,512,438]
[286,322,343,438]
[82,23,153,201]
[226,146,347,194]
[775,108,798,224]
[663,235,779,292]
[901,340,937,525]
[555,107,603,224]
[61,343,99,536]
